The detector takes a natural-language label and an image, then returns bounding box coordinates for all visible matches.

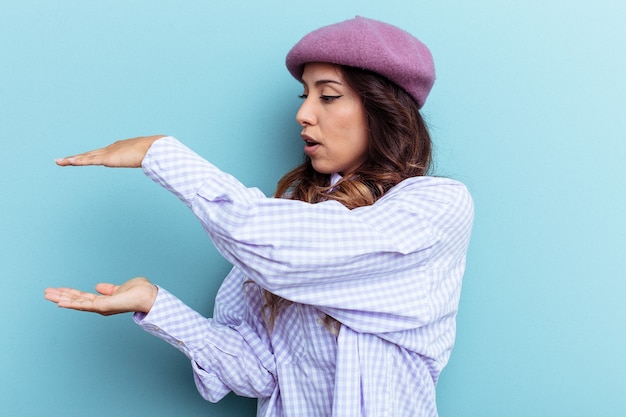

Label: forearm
[141,136,257,206]
[140,137,474,334]
[134,287,276,401]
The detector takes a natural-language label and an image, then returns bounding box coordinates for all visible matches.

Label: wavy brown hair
[262,65,432,332]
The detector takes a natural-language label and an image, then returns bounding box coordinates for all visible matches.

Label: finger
[55,149,107,166]
[44,287,83,302]
[57,297,96,311]
[54,287,93,297]
[95,283,118,296]
[50,289,98,309]
[44,288,63,303]
[55,157,76,166]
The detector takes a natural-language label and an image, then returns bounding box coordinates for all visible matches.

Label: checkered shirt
[134,136,474,417]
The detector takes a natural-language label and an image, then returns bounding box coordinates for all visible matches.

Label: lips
[302,133,320,155]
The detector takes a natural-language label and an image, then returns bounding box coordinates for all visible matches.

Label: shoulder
[386,176,472,205]
[381,176,474,227]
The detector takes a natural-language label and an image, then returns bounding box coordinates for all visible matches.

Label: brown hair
[263,65,432,332]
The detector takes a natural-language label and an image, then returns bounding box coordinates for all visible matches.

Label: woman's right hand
[55,135,165,168]
[44,277,159,316]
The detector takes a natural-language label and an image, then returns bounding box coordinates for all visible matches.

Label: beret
[285,16,435,108]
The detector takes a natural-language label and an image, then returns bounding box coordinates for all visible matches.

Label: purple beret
[285,17,435,108]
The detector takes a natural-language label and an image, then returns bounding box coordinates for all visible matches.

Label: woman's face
[296,63,369,175]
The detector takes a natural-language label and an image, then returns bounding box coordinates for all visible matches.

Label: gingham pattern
[135,136,474,416]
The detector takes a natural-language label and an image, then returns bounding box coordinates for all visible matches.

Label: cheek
[349,114,369,151]
[336,106,367,136]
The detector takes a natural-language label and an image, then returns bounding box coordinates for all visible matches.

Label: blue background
[1,1,624,416]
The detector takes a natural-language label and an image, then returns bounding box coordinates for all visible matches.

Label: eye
[320,95,343,103]
[298,94,308,99]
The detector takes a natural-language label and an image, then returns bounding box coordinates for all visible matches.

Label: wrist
[142,283,159,313]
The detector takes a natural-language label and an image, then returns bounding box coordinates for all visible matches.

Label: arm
[53,135,473,333]
[143,137,475,333]
[51,137,277,399]
[134,287,276,402]
[44,278,277,401]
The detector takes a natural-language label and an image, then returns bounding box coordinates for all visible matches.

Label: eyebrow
[303,79,344,87]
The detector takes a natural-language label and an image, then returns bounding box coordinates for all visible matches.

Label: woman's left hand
[44,277,158,316]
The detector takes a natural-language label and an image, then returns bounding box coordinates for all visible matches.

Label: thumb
[95,283,118,296]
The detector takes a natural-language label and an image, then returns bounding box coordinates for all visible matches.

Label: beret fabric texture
[285,16,435,108]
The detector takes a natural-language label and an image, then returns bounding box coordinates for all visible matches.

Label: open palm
[44,277,158,315]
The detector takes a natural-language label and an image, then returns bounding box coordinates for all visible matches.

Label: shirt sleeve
[133,286,276,402]
[142,136,474,334]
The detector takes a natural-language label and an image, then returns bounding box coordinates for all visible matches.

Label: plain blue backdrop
[1,1,624,416]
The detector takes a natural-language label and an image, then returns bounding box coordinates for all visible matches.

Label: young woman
[45,17,474,417]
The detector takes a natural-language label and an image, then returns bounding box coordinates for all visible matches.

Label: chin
[311,163,334,175]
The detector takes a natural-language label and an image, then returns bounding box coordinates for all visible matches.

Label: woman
[45,17,474,417]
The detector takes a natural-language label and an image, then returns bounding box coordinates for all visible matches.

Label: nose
[296,96,316,127]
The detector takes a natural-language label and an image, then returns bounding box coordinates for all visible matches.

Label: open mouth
[303,139,320,156]
[302,133,320,154]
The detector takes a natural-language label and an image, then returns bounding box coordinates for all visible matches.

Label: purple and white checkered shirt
[133,136,473,416]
